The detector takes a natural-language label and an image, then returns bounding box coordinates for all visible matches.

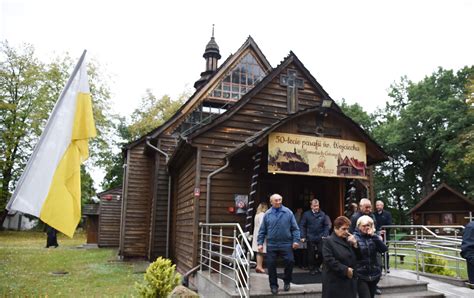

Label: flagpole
[7,50,87,211]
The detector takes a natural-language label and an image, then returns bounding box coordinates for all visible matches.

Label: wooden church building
[118,33,388,273]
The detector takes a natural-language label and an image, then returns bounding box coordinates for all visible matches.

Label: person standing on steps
[258,193,300,295]
[299,198,329,275]
[252,202,268,273]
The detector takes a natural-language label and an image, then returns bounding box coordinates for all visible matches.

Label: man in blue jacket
[300,198,329,274]
[461,221,474,285]
[258,193,300,295]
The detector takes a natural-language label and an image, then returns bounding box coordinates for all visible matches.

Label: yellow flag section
[40,91,96,237]
[6,51,96,238]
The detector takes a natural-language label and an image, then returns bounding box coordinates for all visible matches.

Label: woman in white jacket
[252,202,268,273]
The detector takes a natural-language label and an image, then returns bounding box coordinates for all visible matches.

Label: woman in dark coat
[322,216,357,298]
[354,215,388,298]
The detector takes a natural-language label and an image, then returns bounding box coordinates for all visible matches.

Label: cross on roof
[280,70,304,114]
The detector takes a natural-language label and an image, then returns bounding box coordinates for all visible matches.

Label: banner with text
[268,132,367,179]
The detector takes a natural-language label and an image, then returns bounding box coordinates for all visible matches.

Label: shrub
[135,257,182,297]
[414,253,456,277]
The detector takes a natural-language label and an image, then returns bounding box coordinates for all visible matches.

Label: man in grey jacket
[258,193,300,295]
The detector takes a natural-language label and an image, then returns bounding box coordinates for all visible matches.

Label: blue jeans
[266,246,295,289]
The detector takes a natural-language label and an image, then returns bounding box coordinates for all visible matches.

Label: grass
[0,230,143,297]
[388,248,468,279]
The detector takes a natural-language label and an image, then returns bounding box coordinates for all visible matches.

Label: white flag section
[7,51,96,237]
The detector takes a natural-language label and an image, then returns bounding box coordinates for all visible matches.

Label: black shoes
[310,267,321,275]
[271,287,278,295]
[284,283,291,291]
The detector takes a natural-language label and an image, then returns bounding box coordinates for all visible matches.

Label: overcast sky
[2,0,473,117]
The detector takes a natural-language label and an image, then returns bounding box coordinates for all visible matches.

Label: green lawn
[0,230,143,296]
[388,249,468,279]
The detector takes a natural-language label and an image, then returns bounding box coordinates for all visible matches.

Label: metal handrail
[199,223,253,298]
[380,224,466,280]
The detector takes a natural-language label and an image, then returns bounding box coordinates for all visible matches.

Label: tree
[0,42,50,211]
[127,90,186,140]
[100,90,188,190]
[337,98,376,134]
[372,67,474,220]
[0,41,116,213]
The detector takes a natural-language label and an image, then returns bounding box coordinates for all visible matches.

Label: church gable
[189,54,335,151]
[167,38,272,138]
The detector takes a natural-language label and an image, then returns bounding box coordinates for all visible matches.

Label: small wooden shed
[97,187,122,247]
[408,183,474,226]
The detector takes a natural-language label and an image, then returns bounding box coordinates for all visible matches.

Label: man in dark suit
[374,200,392,272]
[300,198,329,275]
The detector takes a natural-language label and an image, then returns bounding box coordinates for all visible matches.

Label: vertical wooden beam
[192,147,202,267]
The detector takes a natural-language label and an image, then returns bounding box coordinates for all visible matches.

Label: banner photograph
[268,132,367,179]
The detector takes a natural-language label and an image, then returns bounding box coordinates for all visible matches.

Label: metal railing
[199,223,254,298]
[381,225,466,281]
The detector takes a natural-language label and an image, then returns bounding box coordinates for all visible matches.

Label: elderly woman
[322,216,358,298]
[354,215,388,298]
[251,202,268,273]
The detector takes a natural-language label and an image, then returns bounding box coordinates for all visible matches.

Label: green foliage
[338,67,474,224]
[0,41,117,211]
[101,90,188,190]
[128,90,187,140]
[414,253,456,277]
[370,67,474,223]
[135,257,182,298]
[80,165,96,205]
[338,98,376,134]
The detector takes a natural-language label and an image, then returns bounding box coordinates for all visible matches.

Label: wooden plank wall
[121,143,153,258]
[171,153,197,272]
[149,135,177,260]
[98,188,122,247]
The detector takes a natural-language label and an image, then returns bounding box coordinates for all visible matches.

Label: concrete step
[378,275,430,294]
[196,270,445,298]
[380,290,444,297]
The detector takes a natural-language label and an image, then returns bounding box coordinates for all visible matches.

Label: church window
[211,52,266,100]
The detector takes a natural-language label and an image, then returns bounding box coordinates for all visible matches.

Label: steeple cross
[280,70,304,113]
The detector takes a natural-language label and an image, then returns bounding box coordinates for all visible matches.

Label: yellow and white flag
[7,51,96,237]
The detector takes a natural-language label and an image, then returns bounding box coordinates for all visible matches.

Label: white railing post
[219,226,223,284]
[200,225,203,271]
[415,228,420,281]
[455,229,460,278]
[394,229,398,269]
[421,228,425,274]
[209,226,213,276]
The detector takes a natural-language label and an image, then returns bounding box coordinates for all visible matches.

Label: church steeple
[194,25,221,90]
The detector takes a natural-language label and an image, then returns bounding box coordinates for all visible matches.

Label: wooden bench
[389,253,407,264]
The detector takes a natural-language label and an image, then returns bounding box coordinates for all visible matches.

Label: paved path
[387,269,473,298]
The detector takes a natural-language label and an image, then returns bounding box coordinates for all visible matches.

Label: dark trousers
[357,278,379,298]
[382,251,390,270]
[266,246,295,289]
[467,258,474,284]
[295,248,307,268]
[46,227,58,248]
[307,240,323,269]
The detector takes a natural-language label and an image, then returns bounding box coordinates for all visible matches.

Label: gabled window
[210,52,266,100]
